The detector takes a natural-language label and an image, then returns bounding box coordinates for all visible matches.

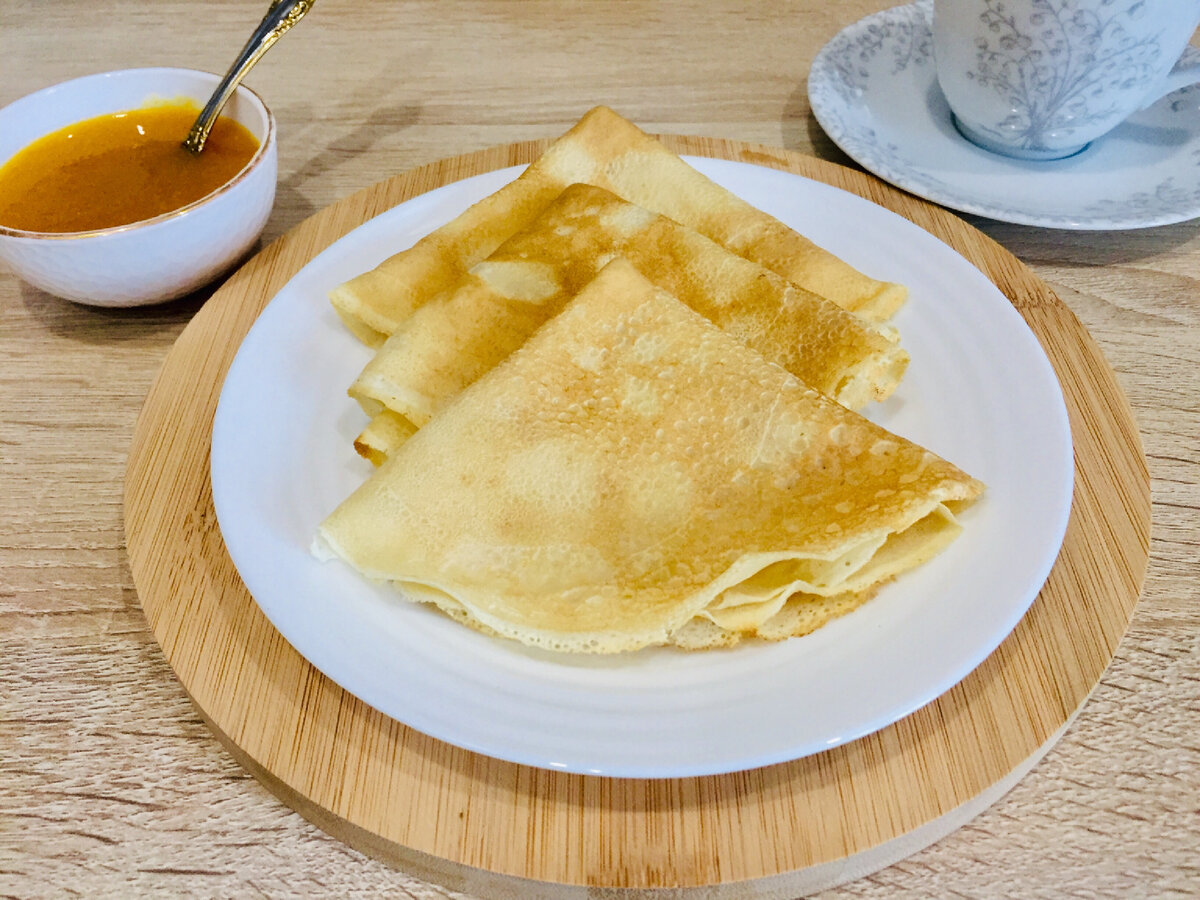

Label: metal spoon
[183,0,316,154]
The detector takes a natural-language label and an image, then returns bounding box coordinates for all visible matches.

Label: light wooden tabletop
[2,2,1197,897]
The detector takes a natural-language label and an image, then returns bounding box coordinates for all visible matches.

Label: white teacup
[933,0,1200,160]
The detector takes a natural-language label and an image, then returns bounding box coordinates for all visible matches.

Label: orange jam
[0,103,260,233]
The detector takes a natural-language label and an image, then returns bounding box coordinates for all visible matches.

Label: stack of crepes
[315,107,984,653]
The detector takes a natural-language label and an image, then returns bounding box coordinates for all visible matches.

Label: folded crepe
[349,184,909,464]
[353,410,417,468]
[330,106,905,346]
[318,260,982,653]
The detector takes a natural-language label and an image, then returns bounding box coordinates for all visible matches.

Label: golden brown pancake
[317,261,981,653]
[352,409,417,467]
[329,106,906,346]
[348,184,909,463]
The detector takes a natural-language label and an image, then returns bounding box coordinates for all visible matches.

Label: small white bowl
[0,67,277,307]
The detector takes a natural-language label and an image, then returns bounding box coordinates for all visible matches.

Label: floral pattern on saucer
[808,0,1200,229]
[824,4,932,105]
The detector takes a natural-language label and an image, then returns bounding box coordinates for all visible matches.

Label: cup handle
[1139,50,1200,109]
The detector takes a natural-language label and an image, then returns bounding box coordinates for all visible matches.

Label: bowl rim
[0,67,276,241]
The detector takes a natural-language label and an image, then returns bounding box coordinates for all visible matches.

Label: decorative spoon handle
[183,0,315,154]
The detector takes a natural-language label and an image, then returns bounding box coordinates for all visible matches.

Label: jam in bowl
[0,67,277,307]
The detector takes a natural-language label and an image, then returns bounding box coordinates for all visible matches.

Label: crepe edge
[314,485,981,655]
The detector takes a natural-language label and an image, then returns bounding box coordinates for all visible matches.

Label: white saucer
[809,0,1200,229]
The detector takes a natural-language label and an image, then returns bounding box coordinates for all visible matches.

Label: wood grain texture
[119,136,1148,895]
[2,2,1197,897]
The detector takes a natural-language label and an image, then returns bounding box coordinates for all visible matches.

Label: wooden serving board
[124,137,1150,897]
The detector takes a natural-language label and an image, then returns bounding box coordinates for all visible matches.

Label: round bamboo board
[124,136,1150,897]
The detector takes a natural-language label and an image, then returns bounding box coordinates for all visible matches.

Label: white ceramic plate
[808,0,1200,229]
[211,158,1073,778]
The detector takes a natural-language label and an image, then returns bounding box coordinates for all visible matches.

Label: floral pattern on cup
[964,0,1165,153]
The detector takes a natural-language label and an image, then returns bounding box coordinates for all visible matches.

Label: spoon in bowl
[183,0,315,154]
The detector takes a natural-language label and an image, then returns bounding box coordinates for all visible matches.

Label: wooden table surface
[2,2,1197,897]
